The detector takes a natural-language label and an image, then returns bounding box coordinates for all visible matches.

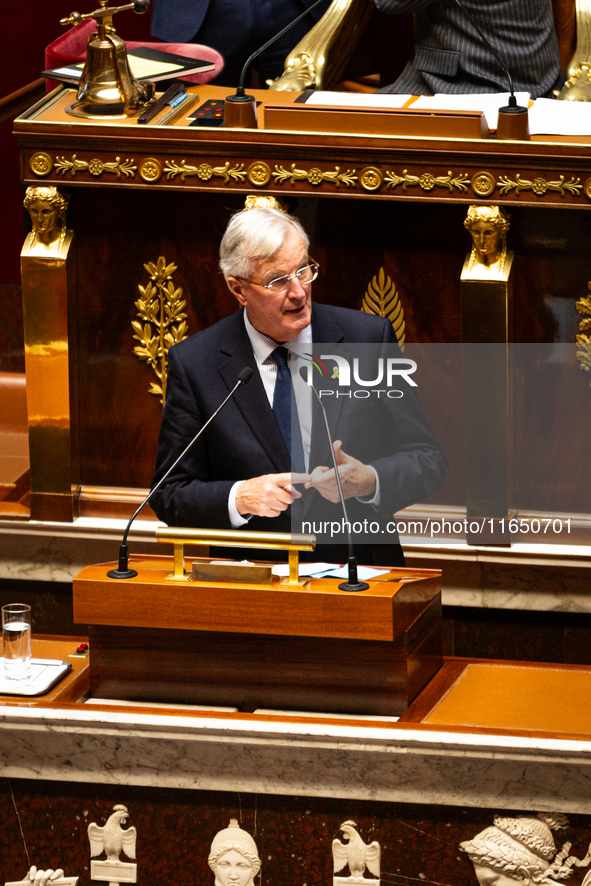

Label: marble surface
[2,704,591,813]
[1,516,591,612]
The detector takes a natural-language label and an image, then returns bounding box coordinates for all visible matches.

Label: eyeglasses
[240,259,319,295]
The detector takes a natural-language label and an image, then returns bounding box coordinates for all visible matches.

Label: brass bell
[62,0,155,118]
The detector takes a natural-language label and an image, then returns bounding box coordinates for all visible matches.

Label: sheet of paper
[272,562,338,577]
[51,64,84,79]
[305,91,411,109]
[411,92,530,130]
[528,97,591,135]
[273,563,390,579]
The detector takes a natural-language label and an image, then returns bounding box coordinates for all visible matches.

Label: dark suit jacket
[151,0,326,45]
[151,304,447,564]
[375,0,564,98]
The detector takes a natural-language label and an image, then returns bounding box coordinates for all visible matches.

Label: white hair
[219,207,309,280]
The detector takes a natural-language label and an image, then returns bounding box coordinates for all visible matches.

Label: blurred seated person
[373,0,564,98]
[150,0,330,86]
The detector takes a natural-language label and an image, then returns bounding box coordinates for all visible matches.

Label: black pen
[137,82,186,125]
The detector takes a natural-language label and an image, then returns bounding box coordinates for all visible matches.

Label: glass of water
[2,603,32,681]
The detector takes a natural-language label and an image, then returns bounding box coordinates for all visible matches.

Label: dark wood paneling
[87,595,441,715]
[0,285,24,372]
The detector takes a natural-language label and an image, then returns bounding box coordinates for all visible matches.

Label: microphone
[451,0,530,140]
[107,367,254,579]
[299,367,369,593]
[223,0,327,128]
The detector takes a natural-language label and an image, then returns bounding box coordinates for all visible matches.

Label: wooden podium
[73,557,442,715]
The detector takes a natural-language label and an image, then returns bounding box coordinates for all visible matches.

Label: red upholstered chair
[45,19,224,91]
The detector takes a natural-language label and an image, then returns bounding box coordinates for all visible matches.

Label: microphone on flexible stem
[107,367,254,580]
[451,0,530,141]
[300,368,369,592]
[223,0,327,128]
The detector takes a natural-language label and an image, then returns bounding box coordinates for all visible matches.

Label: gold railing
[156,527,316,586]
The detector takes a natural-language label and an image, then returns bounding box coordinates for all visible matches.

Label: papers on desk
[303,90,533,132]
[528,97,591,135]
[411,92,531,131]
[302,91,591,137]
[272,562,391,580]
[305,91,412,109]
[0,658,71,696]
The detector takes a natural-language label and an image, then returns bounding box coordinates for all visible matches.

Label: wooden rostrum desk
[73,557,442,715]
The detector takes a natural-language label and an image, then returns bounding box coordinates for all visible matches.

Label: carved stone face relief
[459,813,591,886]
[471,863,531,886]
[208,820,261,886]
[214,849,254,886]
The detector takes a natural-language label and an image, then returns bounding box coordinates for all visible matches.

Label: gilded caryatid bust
[208,820,261,886]
[460,813,584,886]
[22,186,72,258]
[463,205,513,281]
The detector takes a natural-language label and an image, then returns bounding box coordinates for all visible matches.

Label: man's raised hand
[305,441,376,502]
[236,472,309,517]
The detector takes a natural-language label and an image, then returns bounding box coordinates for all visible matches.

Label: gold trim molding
[140,158,163,182]
[29,152,53,177]
[27,152,591,203]
[497,174,582,197]
[359,167,383,191]
[247,162,272,186]
[576,284,591,387]
[165,160,247,183]
[273,164,357,187]
[385,169,470,193]
[471,171,496,197]
[55,154,137,178]
[132,257,189,406]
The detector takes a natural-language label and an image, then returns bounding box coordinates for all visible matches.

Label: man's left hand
[305,441,376,503]
[27,867,65,886]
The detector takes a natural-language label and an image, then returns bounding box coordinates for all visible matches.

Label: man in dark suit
[374,0,564,98]
[150,0,330,86]
[151,207,447,566]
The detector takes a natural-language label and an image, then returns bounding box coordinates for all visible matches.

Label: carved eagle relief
[333,820,381,879]
[88,805,137,862]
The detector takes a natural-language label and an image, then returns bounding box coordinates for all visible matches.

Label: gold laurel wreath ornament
[132,257,189,405]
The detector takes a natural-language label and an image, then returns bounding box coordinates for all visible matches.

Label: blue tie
[271,346,305,473]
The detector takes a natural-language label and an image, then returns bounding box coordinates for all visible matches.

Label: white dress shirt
[228,310,379,527]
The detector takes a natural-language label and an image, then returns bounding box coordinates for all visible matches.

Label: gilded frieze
[576,284,591,387]
[272,164,357,187]
[497,174,582,197]
[54,155,137,178]
[164,160,247,183]
[385,169,470,192]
